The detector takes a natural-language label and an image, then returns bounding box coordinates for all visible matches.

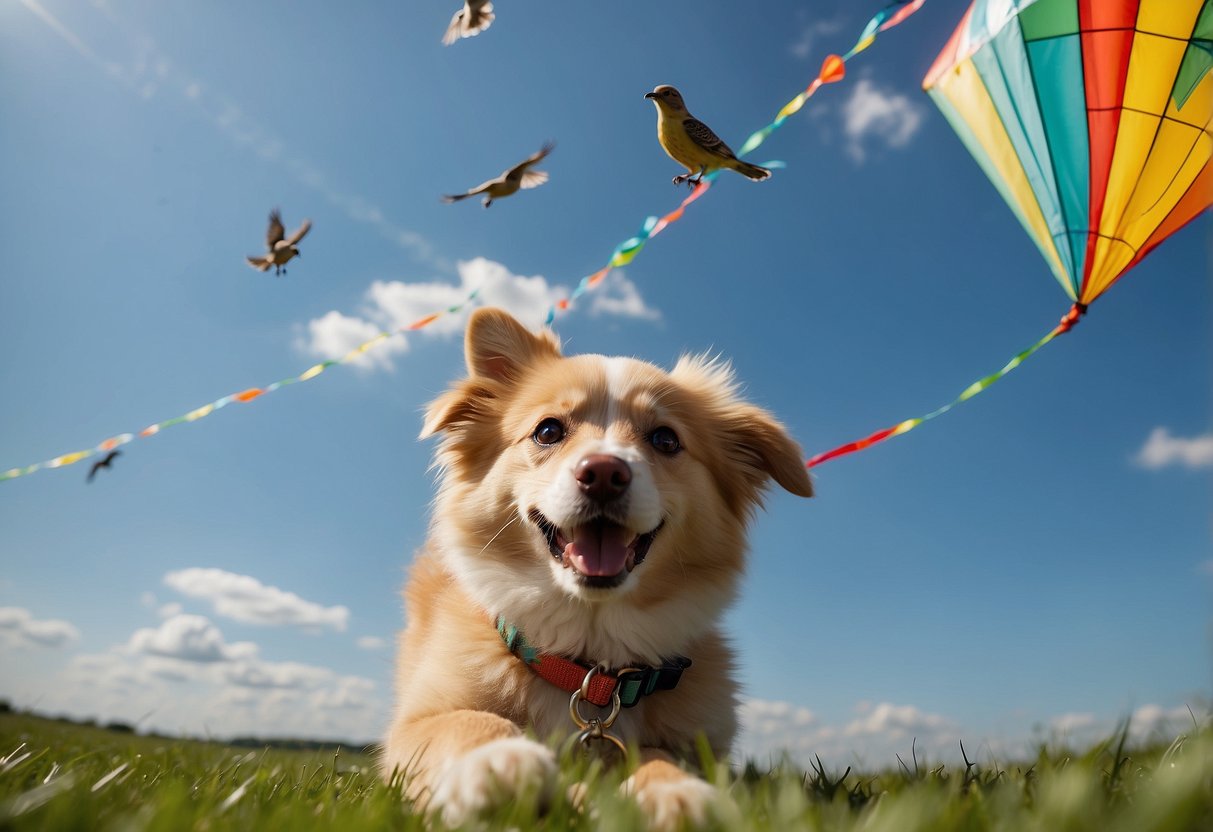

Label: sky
[1,0,1209,767]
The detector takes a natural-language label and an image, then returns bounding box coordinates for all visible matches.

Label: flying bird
[87,450,121,483]
[443,0,495,45]
[644,85,770,186]
[442,142,554,208]
[246,209,312,276]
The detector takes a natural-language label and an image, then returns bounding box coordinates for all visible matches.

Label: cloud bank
[164,568,350,632]
[1135,427,1213,470]
[299,257,660,371]
[0,607,80,649]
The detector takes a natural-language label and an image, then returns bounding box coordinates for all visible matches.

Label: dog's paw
[428,736,557,826]
[624,773,719,831]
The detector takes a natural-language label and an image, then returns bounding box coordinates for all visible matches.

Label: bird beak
[644,91,657,100]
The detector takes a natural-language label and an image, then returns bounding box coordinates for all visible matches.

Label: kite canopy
[924,0,1212,305]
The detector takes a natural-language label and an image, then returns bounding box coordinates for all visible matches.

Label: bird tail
[246,255,272,271]
[464,3,494,36]
[730,159,771,181]
[441,193,472,203]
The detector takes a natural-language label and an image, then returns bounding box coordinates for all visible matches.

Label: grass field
[1,709,1209,830]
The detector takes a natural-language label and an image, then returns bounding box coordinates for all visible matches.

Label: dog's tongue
[565,521,631,577]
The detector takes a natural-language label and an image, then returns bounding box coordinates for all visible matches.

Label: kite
[808,0,1211,467]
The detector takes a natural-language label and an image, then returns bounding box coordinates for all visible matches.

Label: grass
[1,710,1210,831]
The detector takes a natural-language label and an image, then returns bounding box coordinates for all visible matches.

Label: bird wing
[246,255,273,271]
[442,8,465,45]
[519,169,549,189]
[283,219,311,247]
[504,142,555,181]
[445,178,496,201]
[266,209,286,248]
[683,118,736,159]
[87,460,101,482]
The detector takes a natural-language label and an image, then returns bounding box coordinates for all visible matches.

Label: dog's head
[421,308,811,652]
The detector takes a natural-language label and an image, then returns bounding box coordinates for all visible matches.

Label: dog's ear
[420,309,561,439]
[673,354,813,500]
[723,404,814,498]
[420,381,490,439]
[464,307,561,382]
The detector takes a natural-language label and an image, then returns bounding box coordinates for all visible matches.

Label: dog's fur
[383,308,812,826]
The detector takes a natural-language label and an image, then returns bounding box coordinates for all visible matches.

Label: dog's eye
[533,418,565,446]
[649,426,681,455]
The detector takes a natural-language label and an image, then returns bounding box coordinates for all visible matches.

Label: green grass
[1,710,1210,831]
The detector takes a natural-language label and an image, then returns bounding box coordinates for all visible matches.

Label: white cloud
[0,607,79,649]
[1134,427,1213,470]
[300,310,407,371]
[1130,704,1199,741]
[222,659,334,690]
[312,676,376,711]
[589,270,661,321]
[158,602,183,619]
[1049,711,1098,734]
[735,697,1212,768]
[842,79,924,163]
[163,568,350,632]
[299,257,660,373]
[34,617,385,741]
[843,701,952,739]
[738,699,958,766]
[356,635,386,651]
[128,614,258,663]
[789,13,846,60]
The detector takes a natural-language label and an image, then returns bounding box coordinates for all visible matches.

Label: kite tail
[806,304,1089,468]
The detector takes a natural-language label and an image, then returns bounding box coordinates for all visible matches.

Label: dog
[383,307,813,827]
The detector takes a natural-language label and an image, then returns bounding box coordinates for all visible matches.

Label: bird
[443,0,495,45]
[442,142,554,208]
[87,450,121,483]
[644,85,771,186]
[246,209,312,276]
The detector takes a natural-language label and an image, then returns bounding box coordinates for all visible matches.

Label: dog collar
[495,615,691,708]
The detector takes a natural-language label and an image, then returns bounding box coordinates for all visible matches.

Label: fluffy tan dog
[383,308,812,827]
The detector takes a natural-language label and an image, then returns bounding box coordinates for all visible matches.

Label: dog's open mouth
[529,509,662,588]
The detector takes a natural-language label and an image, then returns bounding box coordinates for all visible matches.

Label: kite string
[543,0,927,324]
[806,303,1088,468]
[0,289,481,482]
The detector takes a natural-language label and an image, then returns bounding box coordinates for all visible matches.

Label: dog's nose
[575,454,632,503]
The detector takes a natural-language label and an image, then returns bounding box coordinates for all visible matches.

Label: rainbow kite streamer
[0,291,479,482]
[807,304,1086,467]
[544,0,928,323]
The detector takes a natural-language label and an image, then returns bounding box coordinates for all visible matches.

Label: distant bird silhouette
[87,450,121,483]
[645,85,770,186]
[246,209,312,276]
[442,142,553,208]
[443,0,494,45]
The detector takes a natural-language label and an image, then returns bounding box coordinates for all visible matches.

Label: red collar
[495,615,690,708]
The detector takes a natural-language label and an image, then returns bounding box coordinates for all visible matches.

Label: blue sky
[1,0,1209,764]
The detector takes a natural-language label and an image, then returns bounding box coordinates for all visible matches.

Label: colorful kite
[809,0,1211,467]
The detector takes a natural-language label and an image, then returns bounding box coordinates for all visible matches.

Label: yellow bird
[644,85,770,186]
